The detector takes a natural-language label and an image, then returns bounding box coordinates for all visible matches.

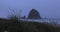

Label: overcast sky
[0,0,60,18]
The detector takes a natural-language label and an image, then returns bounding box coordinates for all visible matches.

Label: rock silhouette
[28,9,41,19]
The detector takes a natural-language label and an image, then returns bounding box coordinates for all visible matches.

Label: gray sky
[0,0,60,18]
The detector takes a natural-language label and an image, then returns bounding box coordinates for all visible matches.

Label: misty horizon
[0,0,60,18]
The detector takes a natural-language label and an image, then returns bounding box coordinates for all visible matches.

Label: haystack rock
[27,9,41,19]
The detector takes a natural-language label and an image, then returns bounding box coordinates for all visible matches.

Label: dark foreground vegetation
[0,18,60,32]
